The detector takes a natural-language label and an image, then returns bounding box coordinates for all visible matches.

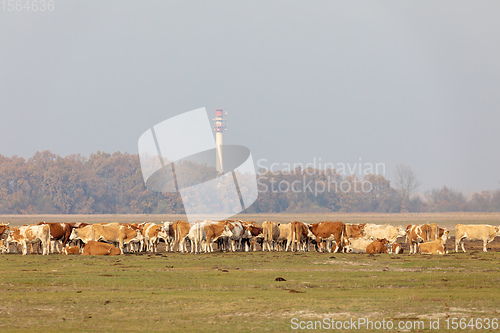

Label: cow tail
[341,225,346,252]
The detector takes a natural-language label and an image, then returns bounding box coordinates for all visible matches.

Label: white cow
[455,224,500,253]
[277,223,293,252]
[364,224,406,244]
[188,222,208,254]
[345,238,372,253]
[6,225,50,255]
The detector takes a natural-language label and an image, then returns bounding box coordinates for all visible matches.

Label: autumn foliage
[0,151,499,214]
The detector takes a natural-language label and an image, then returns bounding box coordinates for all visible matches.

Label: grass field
[1,213,499,332]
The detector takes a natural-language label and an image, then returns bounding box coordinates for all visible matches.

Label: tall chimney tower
[212,109,226,174]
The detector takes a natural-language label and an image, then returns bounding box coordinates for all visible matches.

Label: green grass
[0,251,499,332]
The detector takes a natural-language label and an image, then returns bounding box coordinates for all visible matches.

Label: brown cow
[241,221,263,252]
[308,222,346,253]
[389,242,404,254]
[366,238,389,254]
[62,245,80,255]
[345,223,366,239]
[38,222,74,253]
[82,241,121,255]
[0,223,10,239]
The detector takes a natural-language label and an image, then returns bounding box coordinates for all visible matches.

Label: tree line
[0,151,499,214]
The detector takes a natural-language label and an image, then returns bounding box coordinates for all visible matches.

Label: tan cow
[82,241,121,256]
[62,245,80,255]
[366,238,389,254]
[406,224,449,254]
[308,222,346,253]
[455,224,500,253]
[204,222,234,253]
[277,223,294,252]
[69,224,94,245]
[290,221,312,252]
[6,224,50,255]
[262,221,280,251]
[172,220,191,253]
[418,239,447,255]
[92,224,143,253]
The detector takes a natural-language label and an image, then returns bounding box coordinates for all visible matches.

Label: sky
[1,1,499,192]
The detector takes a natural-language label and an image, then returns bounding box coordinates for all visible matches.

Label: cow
[158,221,175,252]
[69,224,94,246]
[455,224,500,253]
[290,221,313,252]
[37,222,74,253]
[241,221,263,252]
[204,222,234,253]
[220,220,246,252]
[406,224,449,254]
[308,222,346,253]
[172,220,191,253]
[92,224,143,253]
[366,238,389,254]
[69,224,143,253]
[0,223,10,239]
[344,238,372,253]
[6,224,50,255]
[261,221,280,251]
[142,223,162,252]
[364,224,406,244]
[188,222,207,254]
[0,239,8,254]
[418,239,447,255]
[277,223,294,252]
[345,223,366,239]
[389,242,404,254]
[82,241,121,256]
[62,245,80,255]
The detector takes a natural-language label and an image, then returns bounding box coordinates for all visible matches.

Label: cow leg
[461,240,466,253]
[21,240,28,255]
[483,240,488,253]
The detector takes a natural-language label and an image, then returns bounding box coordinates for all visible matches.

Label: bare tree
[394,164,421,207]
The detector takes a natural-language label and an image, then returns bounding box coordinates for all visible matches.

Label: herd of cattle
[0,221,499,256]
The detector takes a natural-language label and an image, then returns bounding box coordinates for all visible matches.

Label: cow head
[496,226,500,236]
[377,238,390,245]
[440,230,450,243]
[396,226,406,238]
[222,226,233,238]
[69,228,79,241]
[343,238,352,253]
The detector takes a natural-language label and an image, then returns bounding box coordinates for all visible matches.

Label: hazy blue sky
[1,1,499,192]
